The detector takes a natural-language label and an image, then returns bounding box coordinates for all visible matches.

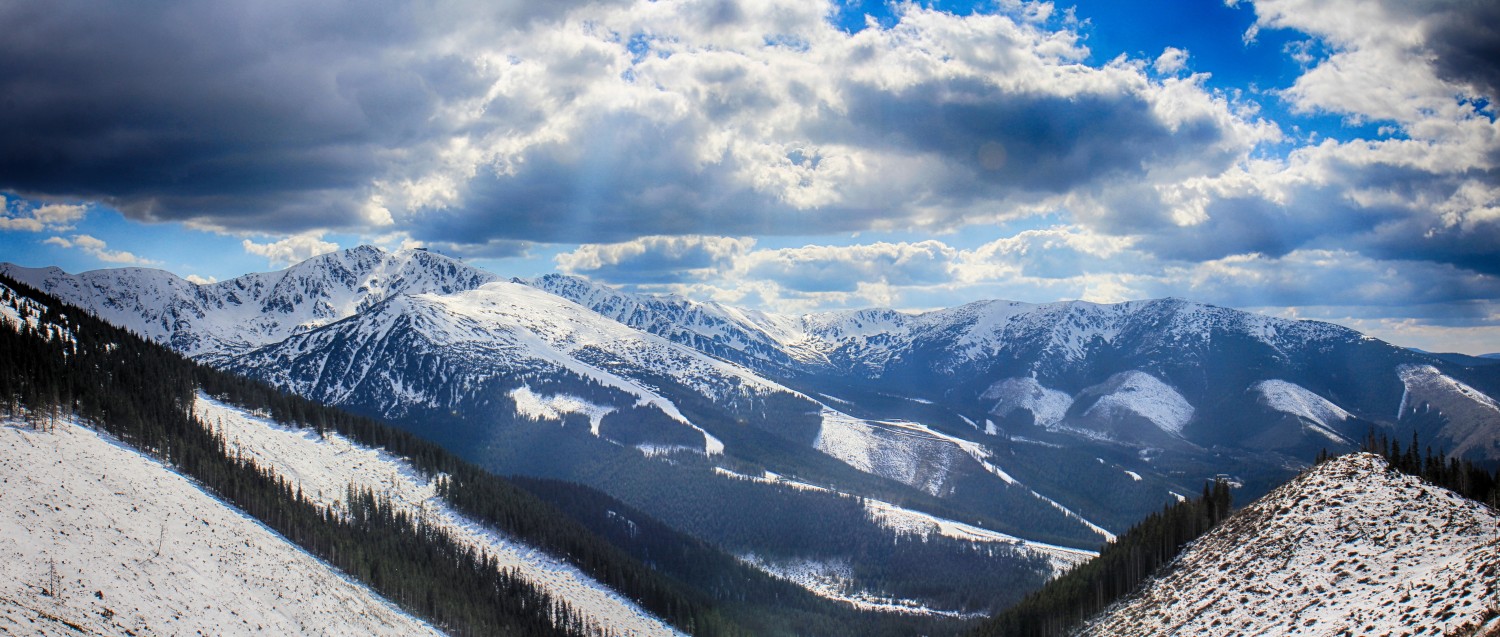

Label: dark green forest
[969,480,1233,637]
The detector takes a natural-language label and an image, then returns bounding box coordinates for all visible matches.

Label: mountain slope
[2,246,497,362]
[10,247,1500,619]
[0,416,442,637]
[1077,453,1500,636]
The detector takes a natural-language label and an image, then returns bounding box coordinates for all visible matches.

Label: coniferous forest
[969,480,1234,637]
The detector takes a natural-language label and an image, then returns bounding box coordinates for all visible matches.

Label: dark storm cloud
[556,236,753,284]
[1420,0,1500,100]
[412,113,798,245]
[837,77,1229,197]
[0,0,619,231]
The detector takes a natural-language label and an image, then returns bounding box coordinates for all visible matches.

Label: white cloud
[1,200,88,232]
[242,233,340,268]
[1153,47,1189,75]
[43,234,157,265]
[184,274,218,285]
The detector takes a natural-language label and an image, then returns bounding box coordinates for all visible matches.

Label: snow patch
[1252,379,1353,443]
[982,377,1073,429]
[509,386,615,436]
[813,409,955,496]
[738,554,977,618]
[1083,371,1194,435]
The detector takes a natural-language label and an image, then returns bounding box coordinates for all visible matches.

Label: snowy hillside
[1398,364,1500,459]
[228,280,829,454]
[0,417,441,637]
[1253,379,1354,443]
[1077,453,1500,636]
[195,394,683,637]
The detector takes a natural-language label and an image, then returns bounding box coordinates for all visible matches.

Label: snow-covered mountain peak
[1,245,497,360]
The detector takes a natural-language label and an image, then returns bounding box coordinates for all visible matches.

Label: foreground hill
[1077,453,1500,636]
[0,417,442,636]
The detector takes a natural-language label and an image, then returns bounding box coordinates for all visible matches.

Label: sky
[1,0,1498,354]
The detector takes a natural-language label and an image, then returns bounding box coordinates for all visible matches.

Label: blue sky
[2,0,1498,353]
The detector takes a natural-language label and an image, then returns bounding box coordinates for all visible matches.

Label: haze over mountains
[5,245,1500,616]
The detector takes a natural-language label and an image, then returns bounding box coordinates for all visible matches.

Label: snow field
[196,394,684,637]
[1253,379,1354,443]
[1082,371,1194,436]
[0,417,442,637]
[814,409,1117,542]
[982,377,1073,430]
[509,385,616,436]
[711,466,1096,580]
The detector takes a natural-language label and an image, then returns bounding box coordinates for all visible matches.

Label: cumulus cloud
[242,233,341,268]
[43,234,157,265]
[1153,47,1189,75]
[0,198,87,232]
[184,274,218,285]
[557,236,754,283]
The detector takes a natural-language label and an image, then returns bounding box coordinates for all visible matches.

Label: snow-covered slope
[196,394,682,637]
[1,246,497,361]
[983,377,1074,430]
[1398,364,1500,459]
[1253,379,1354,443]
[1080,367,1194,437]
[228,280,832,454]
[0,417,441,637]
[1078,453,1500,636]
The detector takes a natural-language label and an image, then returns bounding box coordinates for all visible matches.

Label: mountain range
[6,245,1499,615]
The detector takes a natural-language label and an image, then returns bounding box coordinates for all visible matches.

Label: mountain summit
[1078,453,1500,636]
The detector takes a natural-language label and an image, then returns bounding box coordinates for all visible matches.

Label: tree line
[1343,430,1500,508]
[969,479,1233,637]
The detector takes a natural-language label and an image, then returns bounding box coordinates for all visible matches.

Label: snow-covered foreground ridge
[1079,453,1500,637]
[0,417,441,637]
[195,394,684,637]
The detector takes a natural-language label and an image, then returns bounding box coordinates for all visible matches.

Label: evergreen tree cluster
[1342,431,1500,509]
[969,480,1234,637]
